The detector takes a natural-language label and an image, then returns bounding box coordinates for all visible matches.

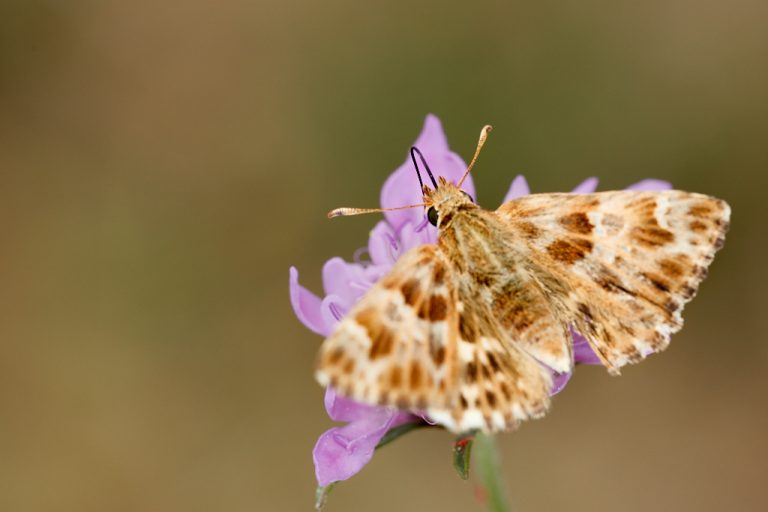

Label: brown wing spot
[658,258,685,279]
[459,313,478,343]
[595,268,636,296]
[631,226,674,247]
[380,275,400,289]
[390,366,402,387]
[485,391,497,407]
[342,358,355,374]
[664,299,680,314]
[328,347,344,365]
[689,204,713,217]
[546,238,593,264]
[643,272,671,293]
[369,327,395,359]
[459,394,469,409]
[689,220,708,233]
[517,221,541,238]
[431,345,446,365]
[622,346,642,363]
[466,362,478,382]
[401,278,421,306]
[409,362,423,389]
[559,212,594,235]
[428,295,448,321]
[693,265,708,280]
[433,263,446,285]
[500,382,511,401]
[487,352,501,372]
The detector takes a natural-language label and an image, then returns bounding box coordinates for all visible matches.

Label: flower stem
[375,421,434,450]
[474,432,510,512]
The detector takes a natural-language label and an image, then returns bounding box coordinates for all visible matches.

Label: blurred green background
[1,1,766,511]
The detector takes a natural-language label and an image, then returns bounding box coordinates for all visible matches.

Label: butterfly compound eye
[427,206,439,227]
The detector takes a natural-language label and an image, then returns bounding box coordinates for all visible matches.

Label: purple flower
[289,114,672,486]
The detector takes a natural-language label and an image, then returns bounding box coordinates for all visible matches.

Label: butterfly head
[422,177,476,227]
[326,124,491,221]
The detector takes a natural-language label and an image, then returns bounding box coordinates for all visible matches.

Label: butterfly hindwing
[426,292,553,433]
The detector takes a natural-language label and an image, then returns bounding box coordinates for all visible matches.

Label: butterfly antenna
[457,125,492,188]
[410,147,438,189]
[327,203,426,219]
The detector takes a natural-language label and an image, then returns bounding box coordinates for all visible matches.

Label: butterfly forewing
[316,245,460,411]
[495,190,730,373]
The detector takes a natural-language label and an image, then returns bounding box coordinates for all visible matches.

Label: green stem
[474,432,510,512]
[375,421,434,450]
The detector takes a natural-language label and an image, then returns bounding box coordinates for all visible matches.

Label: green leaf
[452,432,475,479]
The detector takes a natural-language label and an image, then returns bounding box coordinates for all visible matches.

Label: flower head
[289,114,671,487]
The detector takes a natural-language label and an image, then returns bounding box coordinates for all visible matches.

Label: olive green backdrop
[1,1,766,511]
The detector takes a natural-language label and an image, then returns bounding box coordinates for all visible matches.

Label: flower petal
[324,386,379,422]
[289,267,329,336]
[368,221,399,266]
[502,175,531,203]
[571,177,599,193]
[313,414,391,486]
[550,370,572,395]
[572,330,603,365]
[315,388,419,486]
[319,294,347,331]
[380,115,471,231]
[322,258,368,306]
[625,179,672,191]
[398,220,437,251]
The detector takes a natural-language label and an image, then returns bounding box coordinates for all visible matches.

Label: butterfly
[316,126,730,433]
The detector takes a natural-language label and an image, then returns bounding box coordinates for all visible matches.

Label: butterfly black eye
[461,191,474,203]
[427,206,439,227]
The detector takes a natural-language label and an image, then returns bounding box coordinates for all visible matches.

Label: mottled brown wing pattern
[437,209,574,374]
[426,294,552,433]
[316,245,460,411]
[496,190,730,373]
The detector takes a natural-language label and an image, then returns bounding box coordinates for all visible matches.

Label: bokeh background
[1,1,767,511]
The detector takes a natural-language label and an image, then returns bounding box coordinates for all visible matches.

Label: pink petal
[398,220,437,251]
[380,115,471,231]
[625,179,672,191]
[322,257,367,305]
[550,371,573,395]
[502,175,531,203]
[571,177,599,193]
[319,294,347,331]
[289,267,330,336]
[368,221,399,266]
[315,388,419,485]
[572,330,603,365]
[313,410,394,486]
[324,387,380,422]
